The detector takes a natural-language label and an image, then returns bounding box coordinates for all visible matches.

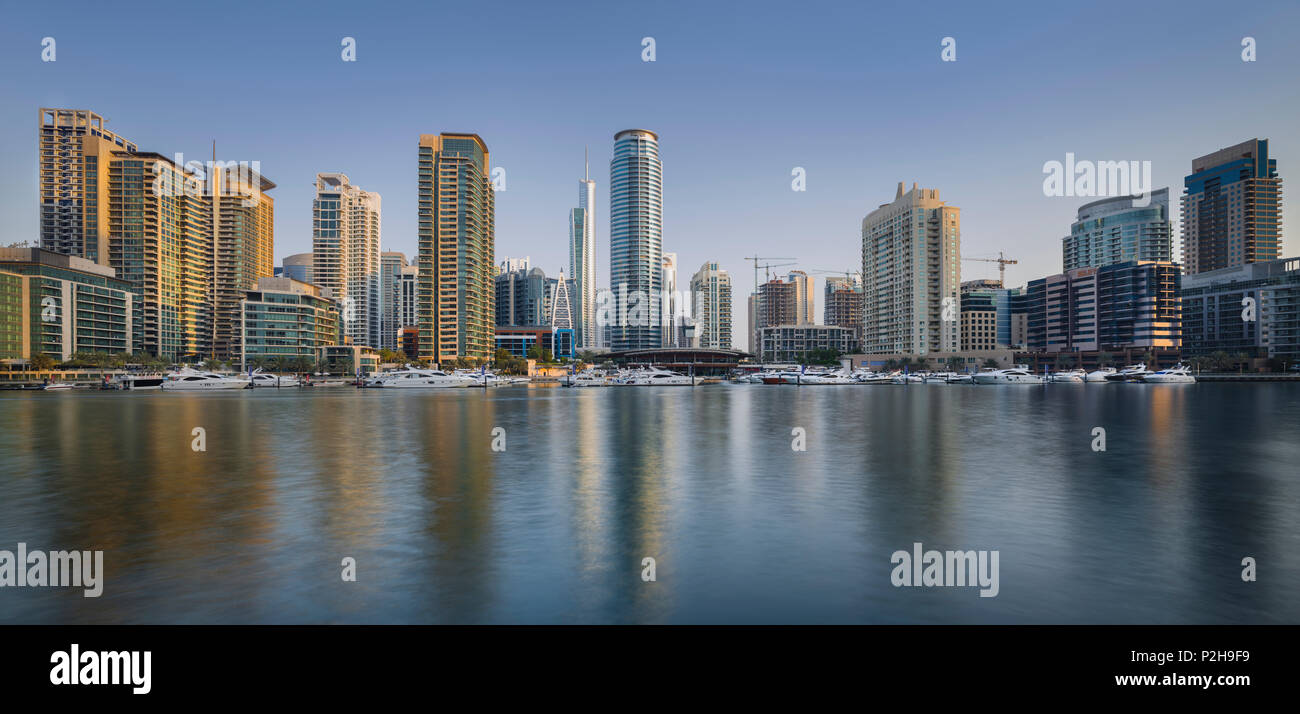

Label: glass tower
[608,129,662,351]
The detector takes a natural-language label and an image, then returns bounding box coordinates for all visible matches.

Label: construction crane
[744,256,797,294]
[809,268,862,287]
[962,251,1018,287]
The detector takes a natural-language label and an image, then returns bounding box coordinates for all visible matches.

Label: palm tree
[982,358,999,369]
[1097,351,1114,368]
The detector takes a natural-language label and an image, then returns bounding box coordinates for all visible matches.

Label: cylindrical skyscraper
[608,129,662,351]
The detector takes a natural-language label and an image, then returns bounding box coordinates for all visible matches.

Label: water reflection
[0,384,1296,624]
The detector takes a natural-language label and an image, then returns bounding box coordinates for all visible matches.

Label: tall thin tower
[609,129,663,351]
[570,149,597,349]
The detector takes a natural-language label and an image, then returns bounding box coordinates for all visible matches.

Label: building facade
[608,129,663,351]
[787,270,815,325]
[39,108,138,264]
[1182,139,1283,275]
[211,164,276,363]
[1063,189,1173,271]
[1022,261,1181,354]
[758,325,858,363]
[239,277,339,370]
[312,173,382,349]
[280,253,313,283]
[861,182,961,355]
[379,252,406,350]
[417,133,495,363]
[960,279,1021,350]
[496,260,548,327]
[0,248,136,361]
[1180,256,1300,361]
[689,261,733,350]
[824,274,864,343]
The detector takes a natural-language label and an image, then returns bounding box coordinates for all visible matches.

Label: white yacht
[891,372,923,384]
[923,372,955,384]
[801,370,857,385]
[1050,369,1086,383]
[564,370,609,387]
[945,373,975,384]
[109,373,167,390]
[1084,367,1117,383]
[1105,364,1149,382]
[42,382,75,390]
[367,368,477,388]
[161,368,250,390]
[972,365,1044,385]
[621,366,693,386]
[855,371,893,385]
[248,369,300,388]
[1142,364,1197,384]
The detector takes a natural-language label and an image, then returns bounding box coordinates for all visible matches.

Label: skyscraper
[690,261,732,349]
[380,252,407,350]
[311,173,382,348]
[661,252,679,347]
[495,259,548,327]
[570,153,597,349]
[211,163,276,363]
[417,133,495,364]
[609,129,662,351]
[107,151,212,360]
[1182,139,1283,275]
[281,253,313,283]
[1063,189,1172,271]
[39,108,138,264]
[861,182,961,355]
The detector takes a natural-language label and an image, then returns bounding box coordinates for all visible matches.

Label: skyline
[3,0,1299,352]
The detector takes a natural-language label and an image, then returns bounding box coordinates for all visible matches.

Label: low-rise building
[1181,256,1300,362]
[239,277,339,370]
[0,247,136,361]
[758,324,857,362]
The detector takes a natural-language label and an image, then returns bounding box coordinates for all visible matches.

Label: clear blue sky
[2,0,1297,350]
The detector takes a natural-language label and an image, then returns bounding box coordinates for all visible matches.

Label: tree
[30,353,56,371]
[982,358,999,369]
[1096,351,1114,368]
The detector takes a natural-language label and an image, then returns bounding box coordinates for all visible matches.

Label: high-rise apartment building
[570,156,597,348]
[861,182,961,354]
[661,252,679,347]
[1063,189,1173,271]
[690,261,732,349]
[1022,261,1181,353]
[608,129,662,351]
[1182,139,1283,275]
[759,277,797,328]
[211,164,275,362]
[107,151,213,360]
[379,252,406,351]
[417,133,495,364]
[311,173,381,349]
[495,259,548,327]
[39,108,138,264]
[1181,256,1300,361]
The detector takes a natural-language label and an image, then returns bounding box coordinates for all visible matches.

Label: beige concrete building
[212,164,276,362]
[312,173,382,348]
[39,108,138,264]
[861,182,961,355]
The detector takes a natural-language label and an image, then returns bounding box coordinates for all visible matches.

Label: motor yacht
[366,368,477,388]
[564,370,610,387]
[248,369,300,388]
[1050,369,1086,383]
[1084,367,1117,382]
[161,368,250,390]
[1142,364,1196,384]
[1104,364,1150,382]
[620,366,693,386]
[971,365,1044,385]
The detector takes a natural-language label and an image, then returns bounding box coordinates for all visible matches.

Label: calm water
[0,383,1297,624]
